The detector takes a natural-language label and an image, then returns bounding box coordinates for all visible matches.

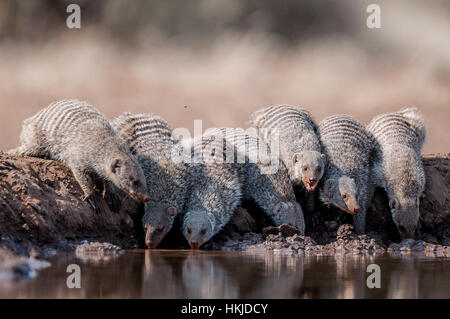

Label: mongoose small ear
[389,198,399,210]
[111,159,121,174]
[167,207,177,217]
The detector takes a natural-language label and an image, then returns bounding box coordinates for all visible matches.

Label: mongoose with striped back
[205,127,305,234]
[318,114,374,234]
[367,107,426,239]
[182,133,242,249]
[8,99,149,213]
[113,112,188,248]
[249,104,326,191]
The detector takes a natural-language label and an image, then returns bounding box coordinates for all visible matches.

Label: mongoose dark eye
[316,167,321,173]
[187,228,191,234]
[157,226,164,233]
[133,180,140,187]
[200,228,207,235]
[303,167,308,172]
[398,225,406,234]
[342,194,347,200]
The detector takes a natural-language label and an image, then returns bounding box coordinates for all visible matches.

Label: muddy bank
[0,153,143,257]
[0,153,449,260]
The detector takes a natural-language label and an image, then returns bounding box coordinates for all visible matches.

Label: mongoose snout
[294,151,326,192]
[389,197,420,239]
[182,210,215,249]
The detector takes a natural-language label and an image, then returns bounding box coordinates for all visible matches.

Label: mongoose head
[109,156,150,202]
[269,201,305,235]
[142,202,178,249]
[389,196,420,239]
[182,210,216,249]
[386,152,425,239]
[293,151,326,191]
[320,176,360,214]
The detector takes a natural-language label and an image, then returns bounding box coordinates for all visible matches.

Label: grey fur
[113,112,188,248]
[206,127,305,234]
[367,107,426,239]
[8,99,149,213]
[249,104,325,191]
[318,114,373,234]
[182,134,242,249]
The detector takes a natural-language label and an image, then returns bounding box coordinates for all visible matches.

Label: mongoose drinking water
[318,114,373,234]
[249,104,326,191]
[182,134,242,249]
[367,107,426,239]
[113,112,188,248]
[8,99,150,213]
[205,127,305,234]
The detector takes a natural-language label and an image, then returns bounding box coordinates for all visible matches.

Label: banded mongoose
[113,113,188,248]
[367,107,426,239]
[318,114,373,234]
[182,134,242,249]
[8,99,150,213]
[205,127,305,234]
[249,104,326,191]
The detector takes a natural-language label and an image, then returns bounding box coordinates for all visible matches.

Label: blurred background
[0,0,448,153]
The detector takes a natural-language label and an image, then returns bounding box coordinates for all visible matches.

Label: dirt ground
[0,152,448,262]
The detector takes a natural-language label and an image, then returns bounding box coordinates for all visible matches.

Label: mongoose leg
[83,193,104,215]
[305,191,316,212]
[103,181,122,214]
[71,168,103,214]
[309,211,322,228]
[353,211,366,235]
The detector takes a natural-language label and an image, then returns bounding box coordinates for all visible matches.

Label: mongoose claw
[310,213,322,228]
[83,194,102,214]
[108,193,122,214]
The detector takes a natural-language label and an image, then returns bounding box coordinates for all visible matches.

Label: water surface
[1,250,448,298]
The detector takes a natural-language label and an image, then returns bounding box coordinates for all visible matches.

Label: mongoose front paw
[309,213,322,228]
[83,194,103,214]
[108,193,122,214]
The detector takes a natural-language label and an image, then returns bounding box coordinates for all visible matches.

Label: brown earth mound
[0,153,449,258]
[0,153,142,256]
